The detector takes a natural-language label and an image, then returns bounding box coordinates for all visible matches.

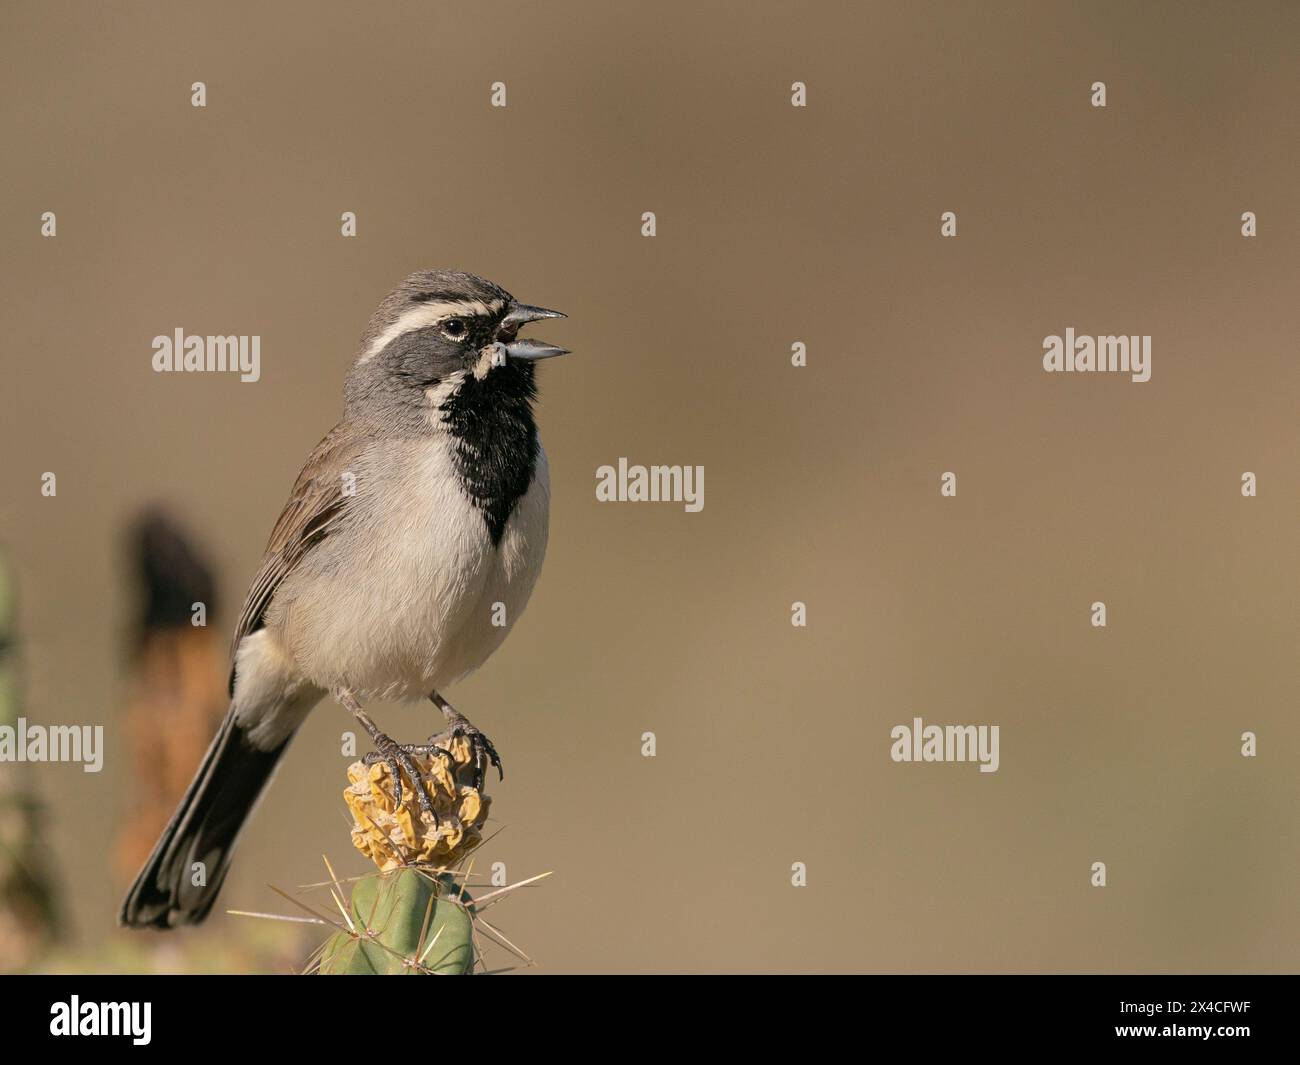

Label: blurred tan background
[1,0,1297,973]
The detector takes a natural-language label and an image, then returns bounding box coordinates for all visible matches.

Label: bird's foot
[361,732,440,826]
[409,721,502,791]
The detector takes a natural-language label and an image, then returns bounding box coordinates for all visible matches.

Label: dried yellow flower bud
[343,735,490,871]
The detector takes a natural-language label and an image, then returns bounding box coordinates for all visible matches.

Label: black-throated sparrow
[121,269,567,928]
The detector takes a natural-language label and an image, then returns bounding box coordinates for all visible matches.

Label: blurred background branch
[113,509,228,887]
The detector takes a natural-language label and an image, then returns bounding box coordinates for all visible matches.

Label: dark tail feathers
[119,709,290,929]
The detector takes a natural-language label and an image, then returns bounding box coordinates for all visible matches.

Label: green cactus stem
[317,868,473,975]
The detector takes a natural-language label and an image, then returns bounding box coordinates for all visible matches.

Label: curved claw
[454,726,503,789]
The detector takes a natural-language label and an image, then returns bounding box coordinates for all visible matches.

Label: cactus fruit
[317,869,474,975]
[343,732,491,870]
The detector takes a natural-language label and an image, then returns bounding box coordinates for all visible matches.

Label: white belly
[270,439,550,701]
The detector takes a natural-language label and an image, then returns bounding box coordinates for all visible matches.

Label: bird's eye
[442,318,467,339]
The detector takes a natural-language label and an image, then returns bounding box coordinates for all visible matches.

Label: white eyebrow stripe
[358,298,503,364]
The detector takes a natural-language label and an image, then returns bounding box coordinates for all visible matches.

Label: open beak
[498,302,569,361]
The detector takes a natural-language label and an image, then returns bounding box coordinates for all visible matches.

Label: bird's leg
[334,687,439,824]
[407,690,503,790]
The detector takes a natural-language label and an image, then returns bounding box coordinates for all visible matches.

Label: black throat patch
[439,363,539,546]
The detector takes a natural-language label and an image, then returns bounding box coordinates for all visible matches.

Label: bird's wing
[229,425,360,667]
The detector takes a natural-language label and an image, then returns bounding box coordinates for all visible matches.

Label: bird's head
[345,269,567,427]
